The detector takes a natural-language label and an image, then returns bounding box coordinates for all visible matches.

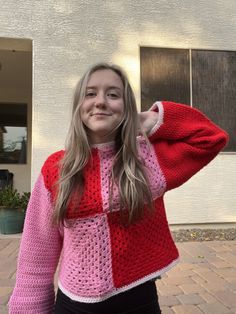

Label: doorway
[0,37,32,193]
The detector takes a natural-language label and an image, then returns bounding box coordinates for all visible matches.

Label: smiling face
[80,69,125,144]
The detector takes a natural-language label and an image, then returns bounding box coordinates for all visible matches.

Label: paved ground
[0,235,236,314]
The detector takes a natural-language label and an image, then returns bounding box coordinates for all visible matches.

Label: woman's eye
[85,91,96,97]
[108,92,118,98]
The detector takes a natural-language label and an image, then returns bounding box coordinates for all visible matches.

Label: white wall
[0,0,235,223]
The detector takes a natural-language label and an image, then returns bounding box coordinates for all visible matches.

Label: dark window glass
[140,47,190,111]
[192,50,236,152]
[140,47,235,152]
[0,103,27,164]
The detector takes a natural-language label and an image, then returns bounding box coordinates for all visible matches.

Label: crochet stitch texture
[9,101,228,313]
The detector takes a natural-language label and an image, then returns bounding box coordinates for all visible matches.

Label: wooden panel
[140,47,190,111]
[192,50,236,152]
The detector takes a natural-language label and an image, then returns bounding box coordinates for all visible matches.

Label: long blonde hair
[53,63,153,225]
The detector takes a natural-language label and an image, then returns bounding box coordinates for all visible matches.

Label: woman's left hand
[138,111,159,135]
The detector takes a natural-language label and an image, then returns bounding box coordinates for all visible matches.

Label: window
[140,47,235,152]
[0,103,27,163]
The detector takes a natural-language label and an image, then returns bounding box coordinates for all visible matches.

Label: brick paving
[0,235,236,314]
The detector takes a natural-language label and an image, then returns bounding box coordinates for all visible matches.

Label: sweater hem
[57,257,179,303]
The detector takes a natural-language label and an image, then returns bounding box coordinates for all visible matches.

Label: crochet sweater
[9,101,228,313]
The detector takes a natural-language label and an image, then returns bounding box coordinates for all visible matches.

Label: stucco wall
[0,0,235,224]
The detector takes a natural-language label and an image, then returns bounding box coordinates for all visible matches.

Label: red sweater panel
[149,101,228,191]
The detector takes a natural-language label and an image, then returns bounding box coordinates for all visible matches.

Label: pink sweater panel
[9,175,63,313]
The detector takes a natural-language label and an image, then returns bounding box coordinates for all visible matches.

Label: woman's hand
[138,111,159,135]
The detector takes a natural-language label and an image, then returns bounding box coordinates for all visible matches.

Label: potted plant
[0,186,30,234]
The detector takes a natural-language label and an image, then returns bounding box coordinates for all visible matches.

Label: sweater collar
[91,141,115,151]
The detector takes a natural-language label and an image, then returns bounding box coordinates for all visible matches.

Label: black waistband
[55,281,159,314]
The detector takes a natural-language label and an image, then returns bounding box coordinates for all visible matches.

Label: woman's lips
[91,113,112,116]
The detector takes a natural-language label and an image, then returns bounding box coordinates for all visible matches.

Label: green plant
[19,191,31,211]
[0,186,30,212]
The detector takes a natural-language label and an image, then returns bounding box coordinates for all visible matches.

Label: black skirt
[54,281,161,314]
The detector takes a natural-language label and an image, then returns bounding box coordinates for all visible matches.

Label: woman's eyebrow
[107,86,122,90]
[86,85,122,91]
[85,86,96,90]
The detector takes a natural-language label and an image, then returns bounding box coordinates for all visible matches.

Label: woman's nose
[95,92,106,106]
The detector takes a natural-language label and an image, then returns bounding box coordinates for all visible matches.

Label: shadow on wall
[31,0,236,77]
[47,0,236,104]
[1,1,236,73]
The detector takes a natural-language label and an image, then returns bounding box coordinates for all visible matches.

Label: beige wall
[0,0,235,224]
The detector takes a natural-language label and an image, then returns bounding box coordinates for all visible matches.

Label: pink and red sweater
[9,101,228,313]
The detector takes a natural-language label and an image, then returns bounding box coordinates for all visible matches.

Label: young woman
[9,63,228,314]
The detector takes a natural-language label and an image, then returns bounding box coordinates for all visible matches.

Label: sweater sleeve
[148,101,229,191]
[8,158,63,313]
